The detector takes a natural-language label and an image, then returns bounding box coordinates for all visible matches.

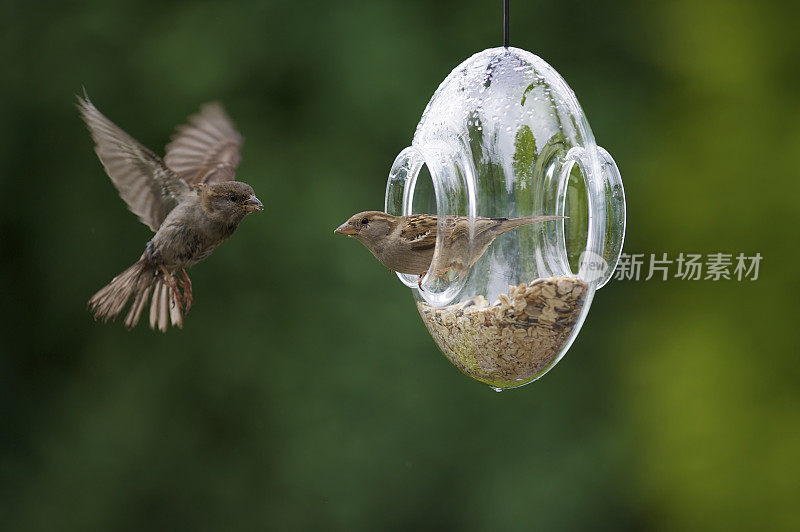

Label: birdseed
[417,276,588,389]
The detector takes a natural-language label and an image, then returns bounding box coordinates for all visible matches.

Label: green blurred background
[2,0,798,530]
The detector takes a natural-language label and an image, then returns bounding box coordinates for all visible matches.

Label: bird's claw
[160,266,184,310]
[178,268,193,311]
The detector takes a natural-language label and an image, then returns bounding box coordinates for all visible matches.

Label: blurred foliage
[1,0,799,530]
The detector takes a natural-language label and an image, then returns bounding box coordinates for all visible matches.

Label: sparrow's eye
[229,194,238,202]
[361,217,369,225]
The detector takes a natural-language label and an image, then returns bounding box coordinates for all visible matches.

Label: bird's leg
[159,266,184,309]
[418,270,428,291]
[178,268,193,311]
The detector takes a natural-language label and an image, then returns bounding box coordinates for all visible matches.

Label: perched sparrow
[334,211,565,284]
[79,94,263,332]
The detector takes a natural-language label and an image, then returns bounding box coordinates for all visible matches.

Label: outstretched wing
[164,102,242,185]
[78,95,190,232]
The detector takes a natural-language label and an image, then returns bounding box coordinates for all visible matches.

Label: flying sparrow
[79,94,263,332]
[334,211,565,285]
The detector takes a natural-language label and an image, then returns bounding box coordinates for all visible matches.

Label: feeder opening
[563,158,590,275]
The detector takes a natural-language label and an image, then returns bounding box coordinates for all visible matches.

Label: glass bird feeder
[385,47,626,390]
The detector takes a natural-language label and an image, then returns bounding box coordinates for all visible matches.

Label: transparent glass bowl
[385,47,625,389]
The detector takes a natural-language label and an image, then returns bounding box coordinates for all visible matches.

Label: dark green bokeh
[2,0,798,530]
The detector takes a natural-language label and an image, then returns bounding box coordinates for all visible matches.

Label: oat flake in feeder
[385,47,626,390]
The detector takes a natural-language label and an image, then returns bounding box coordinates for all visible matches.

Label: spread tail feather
[147,280,184,332]
[88,260,184,332]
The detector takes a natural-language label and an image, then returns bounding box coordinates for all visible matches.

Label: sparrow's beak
[242,195,264,213]
[334,222,357,235]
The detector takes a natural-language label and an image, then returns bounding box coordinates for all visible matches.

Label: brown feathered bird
[79,94,263,331]
[334,211,565,285]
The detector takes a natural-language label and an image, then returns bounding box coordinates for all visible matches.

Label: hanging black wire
[503,0,510,48]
